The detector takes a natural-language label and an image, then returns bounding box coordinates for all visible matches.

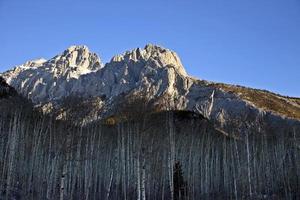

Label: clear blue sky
[0,0,299,97]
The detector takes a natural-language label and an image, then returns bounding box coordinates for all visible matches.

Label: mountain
[1,44,300,135]
[1,45,101,103]
[1,45,300,199]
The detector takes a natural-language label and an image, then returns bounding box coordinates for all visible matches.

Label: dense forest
[0,103,299,200]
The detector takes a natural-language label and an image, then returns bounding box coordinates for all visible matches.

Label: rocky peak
[50,45,102,74]
[0,45,104,103]
[1,44,190,104]
[23,58,47,68]
[111,44,187,77]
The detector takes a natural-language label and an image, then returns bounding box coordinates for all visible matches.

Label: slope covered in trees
[0,104,299,199]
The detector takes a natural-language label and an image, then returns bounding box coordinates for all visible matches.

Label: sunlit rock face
[0,44,191,122]
[1,44,187,104]
[1,45,102,103]
[1,44,300,133]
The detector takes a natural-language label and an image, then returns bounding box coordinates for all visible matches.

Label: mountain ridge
[1,44,299,136]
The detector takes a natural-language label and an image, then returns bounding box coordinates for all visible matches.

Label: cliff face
[1,46,101,103]
[1,45,299,134]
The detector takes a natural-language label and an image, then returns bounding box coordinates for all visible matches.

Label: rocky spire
[49,45,102,77]
[111,44,188,77]
[143,44,187,76]
[0,45,103,102]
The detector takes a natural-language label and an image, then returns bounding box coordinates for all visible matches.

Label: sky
[0,0,299,97]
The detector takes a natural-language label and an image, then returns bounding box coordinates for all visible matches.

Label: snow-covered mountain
[1,44,300,134]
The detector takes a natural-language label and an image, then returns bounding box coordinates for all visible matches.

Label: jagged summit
[0,45,103,102]
[111,44,187,76]
[23,58,47,68]
[65,45,89,52]
[1,44,191,104]
[49,45,102,73]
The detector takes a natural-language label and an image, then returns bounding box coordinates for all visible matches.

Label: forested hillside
[1,106,299,199]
